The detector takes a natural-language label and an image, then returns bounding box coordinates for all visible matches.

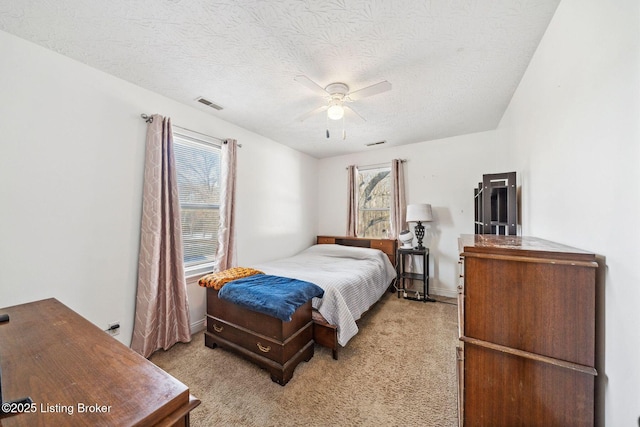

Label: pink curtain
[346,165,357,237]
[132,114,191,358]
[389,159,407,239]
[215,139,238,271]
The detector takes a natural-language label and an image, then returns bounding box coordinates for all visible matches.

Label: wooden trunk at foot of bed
[205,288,314,386]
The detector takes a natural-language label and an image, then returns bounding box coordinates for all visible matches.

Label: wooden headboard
[316,235,397,266]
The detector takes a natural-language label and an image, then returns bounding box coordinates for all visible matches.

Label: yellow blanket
[198,267,264,290]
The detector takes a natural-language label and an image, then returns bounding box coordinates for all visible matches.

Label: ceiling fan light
[327,104,344,120]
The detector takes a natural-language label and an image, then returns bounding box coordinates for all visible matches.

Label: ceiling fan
[294,75,392,138]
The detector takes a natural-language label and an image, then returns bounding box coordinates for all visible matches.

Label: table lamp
[406,204,433,250]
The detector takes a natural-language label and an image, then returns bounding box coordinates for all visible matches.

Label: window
[173,130,221,275]
[357,166,391,238]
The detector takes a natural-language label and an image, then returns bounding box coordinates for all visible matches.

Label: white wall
[0,30,318,345]
[317,131,509,297]
[497,0,640,424]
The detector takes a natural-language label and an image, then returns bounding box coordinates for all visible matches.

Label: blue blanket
[217,275,324,321]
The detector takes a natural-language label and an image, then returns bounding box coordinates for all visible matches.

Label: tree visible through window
[173,132,221,274]
[357,166,391,238]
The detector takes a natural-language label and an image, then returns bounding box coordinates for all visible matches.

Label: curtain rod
[346,159,407,170]
[140,114,241,147]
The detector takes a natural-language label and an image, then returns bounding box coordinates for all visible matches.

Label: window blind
[173,132,221,270]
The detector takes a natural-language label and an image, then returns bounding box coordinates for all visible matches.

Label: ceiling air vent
[365,140,386,147]
[195,97,223,111]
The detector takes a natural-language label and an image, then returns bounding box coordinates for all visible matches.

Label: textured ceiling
[0,0,560,158]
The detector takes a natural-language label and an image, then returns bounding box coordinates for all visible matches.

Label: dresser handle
[213,324,223,333]
[256,342,271,353]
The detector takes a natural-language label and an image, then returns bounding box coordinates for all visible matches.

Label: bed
[255,236,397,354]
[202,235,397,384]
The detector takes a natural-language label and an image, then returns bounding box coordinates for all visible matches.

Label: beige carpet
[150,292,459,427]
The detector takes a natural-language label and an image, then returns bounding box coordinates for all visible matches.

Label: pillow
[302,243,382,260]
[198,267,264,290]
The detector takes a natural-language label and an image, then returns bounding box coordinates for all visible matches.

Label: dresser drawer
[457,256,464,293]
[457,292,464,340]
[208,316,312,364]
[463,343,594,427]
[456,345,464,427]
[464,256,596,366]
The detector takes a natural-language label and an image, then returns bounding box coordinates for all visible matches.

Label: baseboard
[190,317,206,335]
[429,285,458,299]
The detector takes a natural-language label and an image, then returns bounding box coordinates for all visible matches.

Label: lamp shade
[406,204,433,223]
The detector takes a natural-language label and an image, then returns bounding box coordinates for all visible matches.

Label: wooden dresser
[457,234,598,427]
[0,298,199,426]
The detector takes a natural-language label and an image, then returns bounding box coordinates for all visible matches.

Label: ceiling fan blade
[347,81,392,101]
[344,105,366,122]
[294,75,329,97]
[297,105,328,122]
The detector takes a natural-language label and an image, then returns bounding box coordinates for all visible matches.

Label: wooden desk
[0,298,200,426]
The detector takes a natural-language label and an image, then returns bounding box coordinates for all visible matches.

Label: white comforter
[253,244,397,346]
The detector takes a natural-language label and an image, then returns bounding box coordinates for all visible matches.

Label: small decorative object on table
[398,230,414,249]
